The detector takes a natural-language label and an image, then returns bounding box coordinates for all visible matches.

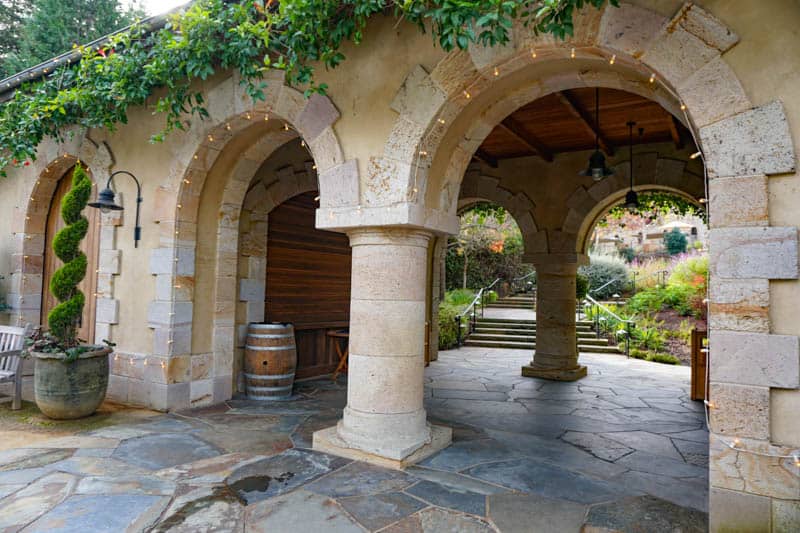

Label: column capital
[346,226,433,248]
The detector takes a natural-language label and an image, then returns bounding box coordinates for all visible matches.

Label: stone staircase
[486,295,536,309]
[463,317,623,353]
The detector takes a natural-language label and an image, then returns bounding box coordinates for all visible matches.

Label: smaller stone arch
[457,164,539,257]
[9,134,117,338]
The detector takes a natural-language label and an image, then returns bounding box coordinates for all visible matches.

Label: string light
[680,103,687,111]
[609,54,616,65]
[570,47,576,59]
[245,112,252,120]
[437,118,446,125]
[649,73,656,83]
[690,151,702,160]
[284,123,290,131]
[207,134,214,142]
[463,90,471,99]
[530,49,537,59]
[264,113,269,121]
[493,66,499,77]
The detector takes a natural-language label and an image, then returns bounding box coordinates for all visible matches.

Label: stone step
[475,321,593,332]
[485,304,534,309]
[463,340,623,353]
[469,334,610,346]
[473,327,597,338]
[475,318,595,327]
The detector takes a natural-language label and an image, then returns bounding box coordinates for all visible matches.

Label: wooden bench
[0,325,26,410]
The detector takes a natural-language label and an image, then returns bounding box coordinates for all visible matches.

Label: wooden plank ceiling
[476,88,693,167]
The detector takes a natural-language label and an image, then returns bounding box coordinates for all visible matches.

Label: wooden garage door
[266,191,351,378]
[41,167,100,343]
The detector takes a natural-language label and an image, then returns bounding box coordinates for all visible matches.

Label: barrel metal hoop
[246,384,294,392]
[244,371,296,380]
[245,345,297,351]
[247,333,294,339]
[249,323,292,329]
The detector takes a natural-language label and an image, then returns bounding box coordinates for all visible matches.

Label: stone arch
[457,164,538,257]
[144,71,355,409]
[368,1,800,517]
[9,133,118,342]
[366,2,794,222]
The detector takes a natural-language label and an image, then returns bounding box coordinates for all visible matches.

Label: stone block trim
[710,331,799,389]
[709,175,768,228]
[700,101,796,178]
[710,227,799,280]
[710,383,771,440]
[708,278,770,334]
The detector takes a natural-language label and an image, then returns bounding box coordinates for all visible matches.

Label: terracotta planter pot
[33,347,111,420]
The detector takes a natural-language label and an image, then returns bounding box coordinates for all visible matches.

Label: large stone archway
[312,2,799,525]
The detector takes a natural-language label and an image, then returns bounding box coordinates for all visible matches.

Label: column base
[312,424,452,470]
[521,364,587,381]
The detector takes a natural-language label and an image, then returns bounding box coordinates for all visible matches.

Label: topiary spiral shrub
[48,166,91,350]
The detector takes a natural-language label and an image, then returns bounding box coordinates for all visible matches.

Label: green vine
[604,192,707,223]
[0,0,614,176]
[48,165,91,354]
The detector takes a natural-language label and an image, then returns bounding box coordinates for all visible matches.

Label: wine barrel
[244,323,297,400]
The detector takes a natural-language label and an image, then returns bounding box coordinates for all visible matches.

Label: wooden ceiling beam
[555,91,615,156]
[668,115,684,149]
[498,117,554,162]
[474,148,498,168]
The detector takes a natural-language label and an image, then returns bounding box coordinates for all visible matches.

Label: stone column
[522,261,587,381]
[313,227,452,468]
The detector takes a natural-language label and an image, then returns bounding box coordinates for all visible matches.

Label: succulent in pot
[26,166,112,419]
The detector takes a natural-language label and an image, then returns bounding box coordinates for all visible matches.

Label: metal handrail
[589,277,627,296]
[454,277,501,346]
[513,272,536,282]
[583,294,634,357]
[631,269,668,293]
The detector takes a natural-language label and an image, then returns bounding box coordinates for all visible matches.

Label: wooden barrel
[245,323,297,400]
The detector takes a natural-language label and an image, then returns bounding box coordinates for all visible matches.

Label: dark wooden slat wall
[265,191,352,379]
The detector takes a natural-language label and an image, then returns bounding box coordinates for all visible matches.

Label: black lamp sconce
[88,170,143,248]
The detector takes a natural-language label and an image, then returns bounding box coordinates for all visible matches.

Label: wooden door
[41,168,100,343]
[265,191,352,378]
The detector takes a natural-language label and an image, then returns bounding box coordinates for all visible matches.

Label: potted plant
[26,166,112,419]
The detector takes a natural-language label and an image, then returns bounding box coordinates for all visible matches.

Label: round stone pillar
[313,227,451,467]
[522,262,587,381]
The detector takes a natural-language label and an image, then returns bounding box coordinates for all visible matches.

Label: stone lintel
[312,424,452,471]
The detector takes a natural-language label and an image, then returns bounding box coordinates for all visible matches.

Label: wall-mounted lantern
[88,170,143,248]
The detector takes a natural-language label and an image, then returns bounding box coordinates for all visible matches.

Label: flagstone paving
[0,347,708,532]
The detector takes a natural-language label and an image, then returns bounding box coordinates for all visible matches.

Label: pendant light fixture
[579,87,614,181]
[624,121,639,209]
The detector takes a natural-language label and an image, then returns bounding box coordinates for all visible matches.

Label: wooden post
[690,328,708,401]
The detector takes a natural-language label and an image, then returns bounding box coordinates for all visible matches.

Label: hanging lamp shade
[623,121,639,209]
[624,188,639,209]
[579,150,615,181]
[579,88,614,181]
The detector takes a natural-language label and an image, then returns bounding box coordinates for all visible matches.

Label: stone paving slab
[0,346,708,532]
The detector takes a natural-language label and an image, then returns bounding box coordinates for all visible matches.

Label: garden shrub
[482,290,498,304]
[579,254,629,299]
[627,289,665,314]
[438,302,461,350]
[629,348,648,360]
[575,273,589,300]
[632,326,665,351]
[646,352,681,365]
[444,289,475,308]
[663,227,688,255]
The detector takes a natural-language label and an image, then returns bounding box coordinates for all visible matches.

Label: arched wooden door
[41,167,100,343]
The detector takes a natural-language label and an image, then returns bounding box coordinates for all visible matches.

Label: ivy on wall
[0,0,614,176]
